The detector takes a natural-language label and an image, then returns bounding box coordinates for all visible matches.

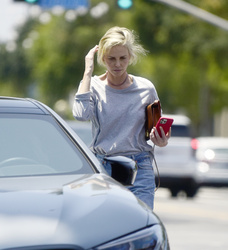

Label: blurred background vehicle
[0,96,169,250]
[149,114,200,198]
[195,137,228,187]
[70,117,228,198]
[69,115,201,198]
[67,120,92,146]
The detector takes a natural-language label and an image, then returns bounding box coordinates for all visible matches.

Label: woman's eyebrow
[108,55,127,58]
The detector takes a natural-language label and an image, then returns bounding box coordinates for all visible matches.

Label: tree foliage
[0,0,228,135]
[132,0,228,134]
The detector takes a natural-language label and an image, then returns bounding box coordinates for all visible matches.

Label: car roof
[197,137,228,149]
[0,97,49,115]
[163,114,191,126]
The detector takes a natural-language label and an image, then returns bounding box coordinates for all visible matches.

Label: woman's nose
[115,59,121,67]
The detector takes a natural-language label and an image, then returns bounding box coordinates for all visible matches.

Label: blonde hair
[97,26,147,67]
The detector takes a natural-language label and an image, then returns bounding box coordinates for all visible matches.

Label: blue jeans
[96,152,155,210]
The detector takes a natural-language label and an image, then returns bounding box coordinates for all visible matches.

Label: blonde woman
[73,27,170,210]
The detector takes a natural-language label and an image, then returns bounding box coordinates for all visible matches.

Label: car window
[171,125,191,137]
[0,115,94,177]
[71,127,92,146]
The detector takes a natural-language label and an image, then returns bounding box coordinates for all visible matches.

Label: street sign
[38,0,89,9]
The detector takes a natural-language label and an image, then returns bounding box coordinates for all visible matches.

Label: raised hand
[78,45,99,94]
[85,45,99,75]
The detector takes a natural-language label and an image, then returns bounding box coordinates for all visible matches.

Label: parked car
[194,137,228,187]
[150,114,200,198]
[0,97,169,250]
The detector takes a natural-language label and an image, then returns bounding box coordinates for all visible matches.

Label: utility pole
[152,0,228,32]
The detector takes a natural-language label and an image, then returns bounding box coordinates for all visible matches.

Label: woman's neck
[106,72,131,89]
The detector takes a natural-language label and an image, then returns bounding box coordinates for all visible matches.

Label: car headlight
[95,224,169,250]
[197,162,210,173]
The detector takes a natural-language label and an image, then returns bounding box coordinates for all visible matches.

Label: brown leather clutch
[145,100,161,140]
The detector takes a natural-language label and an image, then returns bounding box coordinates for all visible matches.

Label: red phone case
[155,117,174,137]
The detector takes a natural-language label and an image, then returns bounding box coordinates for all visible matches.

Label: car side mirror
[104,156,137,186]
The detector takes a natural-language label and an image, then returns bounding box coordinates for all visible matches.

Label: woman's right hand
[85,45,99,74]
[78,45,99,94]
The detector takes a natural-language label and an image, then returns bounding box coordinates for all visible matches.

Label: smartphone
[155,117,174,137]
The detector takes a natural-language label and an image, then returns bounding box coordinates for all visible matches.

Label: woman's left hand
[150,127,171,147]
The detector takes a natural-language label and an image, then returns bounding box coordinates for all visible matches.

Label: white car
[69,115,201,198]
[195,137,228,187]
[151,114,200,198]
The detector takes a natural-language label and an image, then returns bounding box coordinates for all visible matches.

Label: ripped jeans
[96,151,156,210]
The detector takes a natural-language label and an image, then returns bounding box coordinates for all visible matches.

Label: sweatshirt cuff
[75,92,91,100]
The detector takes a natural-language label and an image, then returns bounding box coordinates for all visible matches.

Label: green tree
[0,43,31,97]
[132,0,228,135]
[27,0,120,106]
[1,0,228,134]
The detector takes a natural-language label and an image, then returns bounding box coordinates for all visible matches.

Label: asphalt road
[154,187,228,250]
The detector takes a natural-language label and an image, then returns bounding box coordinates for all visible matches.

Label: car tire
[184,186,198,198]
[170,188,179,197]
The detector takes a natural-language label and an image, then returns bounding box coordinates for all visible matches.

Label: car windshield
[0,114,94,177]
[171,125,191,137]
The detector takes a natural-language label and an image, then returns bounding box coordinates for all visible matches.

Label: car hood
[0,174,157,249]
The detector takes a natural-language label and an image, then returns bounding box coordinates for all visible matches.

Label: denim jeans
[96,151,155,210]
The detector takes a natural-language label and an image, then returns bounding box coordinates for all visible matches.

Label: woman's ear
[102,55,106,66]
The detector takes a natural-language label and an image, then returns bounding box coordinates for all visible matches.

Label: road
[154,187,228,250]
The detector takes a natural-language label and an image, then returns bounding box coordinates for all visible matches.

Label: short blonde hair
[97,26,147,67]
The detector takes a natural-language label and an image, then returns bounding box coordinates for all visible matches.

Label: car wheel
[185,186,198,198]
[169,188,179,197]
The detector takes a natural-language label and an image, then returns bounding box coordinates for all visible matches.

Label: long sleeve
[73,93,88,121]
[72,75,158,156]
[73,89,96,122]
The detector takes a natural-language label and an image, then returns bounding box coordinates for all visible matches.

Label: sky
[0,0,28,42]
[0,0,91,43]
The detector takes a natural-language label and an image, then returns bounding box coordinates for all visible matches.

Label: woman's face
[103,45,131,77]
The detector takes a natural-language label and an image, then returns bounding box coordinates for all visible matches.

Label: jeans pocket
[136,155,153,170]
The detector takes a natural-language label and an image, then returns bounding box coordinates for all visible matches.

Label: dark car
[0,97,169,250]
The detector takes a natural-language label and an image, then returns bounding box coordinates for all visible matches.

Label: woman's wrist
[83,70,93,78]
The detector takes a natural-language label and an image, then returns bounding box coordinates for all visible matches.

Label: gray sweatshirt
[73,75,159,156]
